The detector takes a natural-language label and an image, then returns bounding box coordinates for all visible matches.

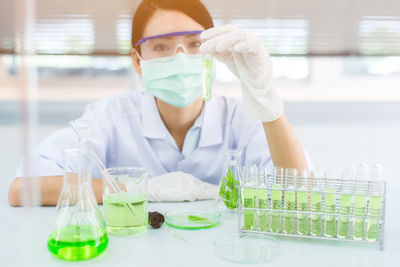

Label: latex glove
[147,172,218,202]
[200,24,284,122]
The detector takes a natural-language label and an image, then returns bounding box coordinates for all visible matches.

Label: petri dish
[213,234,280,264]
[165,211,221,230]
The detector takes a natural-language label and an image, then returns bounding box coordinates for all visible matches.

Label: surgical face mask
[139,53,203,108]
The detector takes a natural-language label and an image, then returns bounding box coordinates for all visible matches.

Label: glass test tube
[297,170,309,235]
[367,164,383,242]
[353,163,369,240]
[270,167,283,233]
[283,168,297,234]
[202,53,213,101]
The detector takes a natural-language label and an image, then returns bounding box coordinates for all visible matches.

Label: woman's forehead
[142,9,204,38]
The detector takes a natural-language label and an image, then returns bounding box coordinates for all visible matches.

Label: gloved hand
[147,172,218,202]
[200,24,284,122]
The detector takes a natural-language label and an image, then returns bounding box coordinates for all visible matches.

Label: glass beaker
[102,167,148,236]
[215,149,242,212]
[48,149,108,261]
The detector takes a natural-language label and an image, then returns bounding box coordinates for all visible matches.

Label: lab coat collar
[198,98,223,148]
[141,93,223,147]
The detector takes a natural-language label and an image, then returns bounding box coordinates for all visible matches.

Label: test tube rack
[238,167,386,250]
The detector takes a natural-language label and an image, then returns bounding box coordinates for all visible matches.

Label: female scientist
[8,0,307,206]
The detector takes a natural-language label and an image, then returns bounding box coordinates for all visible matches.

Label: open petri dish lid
[165,210,221,230]
[213,234,280,264]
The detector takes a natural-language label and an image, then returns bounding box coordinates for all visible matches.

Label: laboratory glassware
[48,149,108,261]
[103,167,149,236]
[216,149,242,211]
[202,53,213,101]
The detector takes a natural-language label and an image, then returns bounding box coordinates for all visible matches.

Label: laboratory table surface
[1,185,400,267]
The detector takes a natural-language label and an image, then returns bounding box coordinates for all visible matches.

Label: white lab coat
[17,91,274,184]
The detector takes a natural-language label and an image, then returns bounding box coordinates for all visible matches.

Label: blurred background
[1,0,400,200]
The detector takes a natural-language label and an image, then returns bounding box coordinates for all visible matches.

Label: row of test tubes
[240,163,385,244]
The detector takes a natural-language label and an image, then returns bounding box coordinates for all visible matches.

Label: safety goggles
[135,30,204,60]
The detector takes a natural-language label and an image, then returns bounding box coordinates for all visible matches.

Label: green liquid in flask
[297,190,309,235]
[283,190,295,234]
[310,191,322,236]
[324,189,336,238]
[367,196,381,241]
[337,193,351,238]
[270,184,282,233]
[48,225,108,261]
[202,55,212,101]
[103,193,148,236]
[243,187,255,230]
[353,194,366,240]
[255,188,269,231]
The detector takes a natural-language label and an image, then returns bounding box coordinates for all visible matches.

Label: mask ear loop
[134,48,143,61]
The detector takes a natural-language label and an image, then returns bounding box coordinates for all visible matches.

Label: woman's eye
[153,44,169,51]
[189,40,202,48]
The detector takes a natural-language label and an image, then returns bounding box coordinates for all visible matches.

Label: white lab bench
[1,187,399,267]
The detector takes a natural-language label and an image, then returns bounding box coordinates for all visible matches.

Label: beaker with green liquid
[48,149,108,261]
[202,53,213,101]
[283,168,296,234]
[103,167,149,236]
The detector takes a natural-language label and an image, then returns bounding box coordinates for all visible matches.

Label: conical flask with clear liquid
[47,148,108,261]
[215,149,242,211]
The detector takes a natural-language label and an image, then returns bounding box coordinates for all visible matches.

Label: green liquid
[270,184,282,233]
[103,193,148,236]
[337,194,351,238]
[202,58,212,101]
[283,190,295,234]
[48,225,108,261]
[297,190,309,235]
[367,196,381,241]
[243,188,255,230]
[310,191,322,236]
[353,194,366,240]
[324,189,336,238]
[255,188,269,231]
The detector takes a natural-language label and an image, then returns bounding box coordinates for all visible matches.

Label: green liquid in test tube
[353,163,369,240]
[202,54,213,101]
[337,193,351,238]
[297,170,309,235]
[243,187,255,230]
[310,189,322,236]
[283,169,296,234]
[337,163,356,239]
[367,164,383,242]
[324,186,337,238]
[255,171,269,231]
[270,167,283,233]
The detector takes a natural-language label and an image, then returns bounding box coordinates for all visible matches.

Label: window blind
[0,0,399,55]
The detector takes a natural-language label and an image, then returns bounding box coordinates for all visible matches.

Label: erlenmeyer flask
[215,149,242,211]
[48,148,108,261]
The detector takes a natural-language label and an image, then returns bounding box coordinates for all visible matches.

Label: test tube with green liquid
[202,54,213,101]
[297,170,309,235]
[324,173,337,238]
[353,163,368,240]
[283,168,296,234]
[337,164,355,239]
[256,168,269,231]
[367,164,383,242]
[242,165,256,230]
[270,167,283,233]
[310,172,323,237]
